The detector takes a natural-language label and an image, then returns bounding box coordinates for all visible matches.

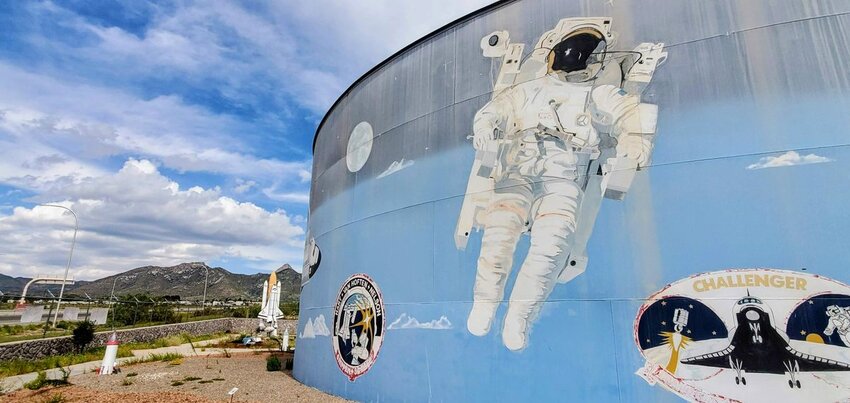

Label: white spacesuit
[824,305,850,346]
[455,18,666,350]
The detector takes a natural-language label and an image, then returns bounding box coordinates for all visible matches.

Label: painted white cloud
[0,159,304,280]
[388,313,453,330]
[300,314,331,339]
[746,151,833,170]
[377,159,415,179]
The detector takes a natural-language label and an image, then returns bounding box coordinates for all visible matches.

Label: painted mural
[297,0,850,401]
[456,17,666,350]
[301,236,321,286]
[332,274,385,381]
[636,269,850,402]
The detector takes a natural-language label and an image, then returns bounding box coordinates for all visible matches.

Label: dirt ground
[4,352,350,403]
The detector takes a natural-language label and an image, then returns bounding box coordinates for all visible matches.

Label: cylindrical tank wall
[297,0,850,401]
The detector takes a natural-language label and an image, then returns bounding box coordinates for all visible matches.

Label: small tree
[72,320,95,353]
[266,355,281,371]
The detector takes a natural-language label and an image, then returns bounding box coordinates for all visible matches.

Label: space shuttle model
[258,271,284,336]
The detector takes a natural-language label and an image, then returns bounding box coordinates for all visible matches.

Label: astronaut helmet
[548,28,607,76]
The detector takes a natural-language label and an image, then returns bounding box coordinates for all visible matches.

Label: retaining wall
[0,318,296,360]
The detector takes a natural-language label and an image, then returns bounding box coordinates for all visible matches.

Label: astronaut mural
[455,17,667,350]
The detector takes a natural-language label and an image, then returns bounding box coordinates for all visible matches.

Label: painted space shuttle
[258,271,284,335]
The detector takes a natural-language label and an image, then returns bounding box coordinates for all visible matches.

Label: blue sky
[0,0,492,279]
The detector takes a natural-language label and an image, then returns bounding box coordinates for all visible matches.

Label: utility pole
[39,204,77,328]
[201,266,209,310]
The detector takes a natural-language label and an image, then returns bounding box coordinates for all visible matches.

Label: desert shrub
[266,355,281,371]
[58,365,71,383]
[71,321,95,353]
[24,371,48,390]
[281,301,299,317]
[41,393,66,403]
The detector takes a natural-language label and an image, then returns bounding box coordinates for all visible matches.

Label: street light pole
[40,204,77,328]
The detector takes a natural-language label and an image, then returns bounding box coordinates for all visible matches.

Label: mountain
[0,273,90,297]
[1,262,299,301]
[0,273,28,294]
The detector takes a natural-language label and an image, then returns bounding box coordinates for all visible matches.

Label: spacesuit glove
[617,134,652,168]
[473,127,498,151]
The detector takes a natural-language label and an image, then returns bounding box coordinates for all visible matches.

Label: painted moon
[634,268,850,403]
[346,121,373,173]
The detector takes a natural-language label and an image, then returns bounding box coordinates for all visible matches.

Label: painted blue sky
[0,0,492,279]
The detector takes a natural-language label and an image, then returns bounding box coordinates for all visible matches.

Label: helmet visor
[550,32,605,73]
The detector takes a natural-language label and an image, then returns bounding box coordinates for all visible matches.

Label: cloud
[388,313,453,330]
[0,63,310,188]
[300,314,331,339]
[234,179,257,194]
[377,159,415,179]
[262,186,310,204]
[746,151,833,170]
[0,158,304,280]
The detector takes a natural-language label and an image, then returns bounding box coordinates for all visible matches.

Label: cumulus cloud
[234,179,257,194]
[388,313,453,330]
[0,159,304,280]
[0,63,310,191]
[0,1,497,279]
[746,151,833,170]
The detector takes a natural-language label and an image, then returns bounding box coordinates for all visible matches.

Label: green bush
[24,371,48,390]
[266,355,281,371]
[43,393,66,403]
[71,321,95,353]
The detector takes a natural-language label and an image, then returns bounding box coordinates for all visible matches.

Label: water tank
[296,1,850,401]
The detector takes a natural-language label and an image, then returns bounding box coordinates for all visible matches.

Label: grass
[41,392,67,403]
[117,332,225,353]
[22,370,71,391]
[0,331,225,377]
[183,376,202,381]
[0,317,232,344]
[0,347,133,378]
[122,352,184,367]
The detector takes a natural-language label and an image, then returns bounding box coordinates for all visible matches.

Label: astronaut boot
[467,207,525,337]
[502,312,530,351]
[468,301,499,337]
[502,206,575,350]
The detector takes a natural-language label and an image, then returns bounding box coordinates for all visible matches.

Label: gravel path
[3,353,350,403]
[1,336,237,392]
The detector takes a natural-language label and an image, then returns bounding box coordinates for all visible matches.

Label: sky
[0,0,494,280]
